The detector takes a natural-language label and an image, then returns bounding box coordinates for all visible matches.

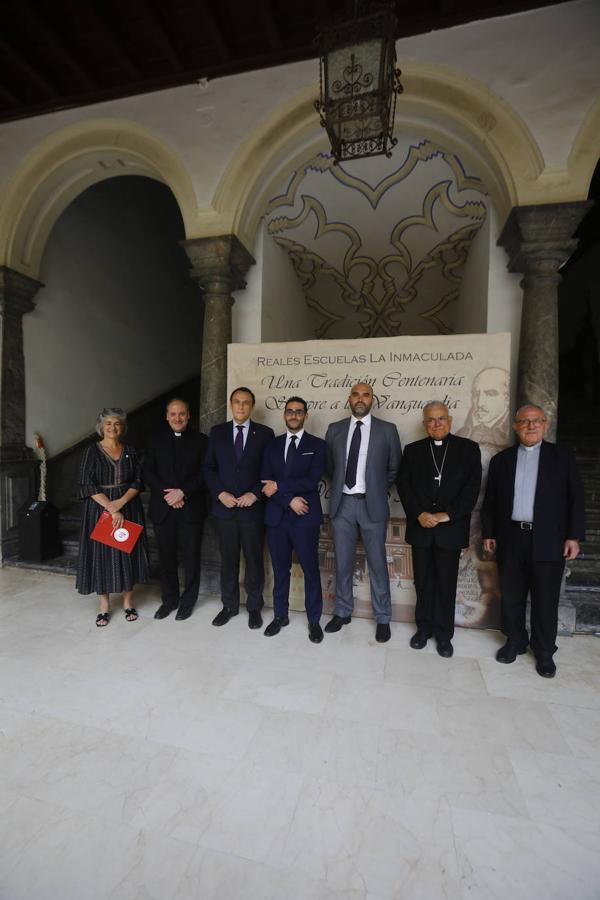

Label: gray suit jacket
[325,416,402,523]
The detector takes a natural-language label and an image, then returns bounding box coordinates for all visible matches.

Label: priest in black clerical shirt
[397,401,481,657]
[143,398,208,620]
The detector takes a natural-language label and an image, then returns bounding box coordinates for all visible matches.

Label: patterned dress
[76,443,149,595]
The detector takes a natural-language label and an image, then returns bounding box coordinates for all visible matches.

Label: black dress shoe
[264,616,289,636]
[175,607,193,621]
[436,639,454,658]
[308,622,324,643]
[154,603,175,620]
[248,609,263,629]
[324,614,351,633]
[212,608,237,627]
[496,640,527,664]
[536,658,556,678]
[376,623,391,643]
[410,629,429,650]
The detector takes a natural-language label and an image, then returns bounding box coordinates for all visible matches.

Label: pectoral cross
[430,441,447,488]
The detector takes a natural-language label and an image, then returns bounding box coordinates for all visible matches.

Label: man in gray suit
[324,382,402,642]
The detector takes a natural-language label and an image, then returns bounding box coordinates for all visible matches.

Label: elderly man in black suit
[398,400,482,657]
[324,382,402,643]
[203,386,274,629]
[482,404,585,678]
[144,398,208,620]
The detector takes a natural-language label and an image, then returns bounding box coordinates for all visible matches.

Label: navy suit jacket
[481,440,585,562]
[203,419,274,522]
[261,431,325,528]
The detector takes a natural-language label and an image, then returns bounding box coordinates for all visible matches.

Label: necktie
[285,434,297,474]
[234,425,244,462]
[344,421,362,488]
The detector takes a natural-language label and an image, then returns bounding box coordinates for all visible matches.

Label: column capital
[181,234,255,294]
[498,201,592,274]
[0,266,43,316]
[499,202,591,441]
[181,235,255,433]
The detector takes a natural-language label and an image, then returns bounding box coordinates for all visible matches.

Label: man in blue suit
[203,387,274,629]
[325,382,402,643]
[261,397,326,643]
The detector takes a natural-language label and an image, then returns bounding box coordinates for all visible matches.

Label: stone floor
[1,568,600,900]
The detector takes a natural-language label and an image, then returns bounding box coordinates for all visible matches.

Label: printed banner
[228,333,511,628]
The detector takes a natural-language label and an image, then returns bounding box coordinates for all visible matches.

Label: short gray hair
[96,407,127,436]
[423,400,449,417]
[514,403,546,422]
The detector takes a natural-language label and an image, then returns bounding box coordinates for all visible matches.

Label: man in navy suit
[261,397,326,643]
[203,387,274,629]
[324,382,402,643]
[144,398,208,621]
[482,404,585,678]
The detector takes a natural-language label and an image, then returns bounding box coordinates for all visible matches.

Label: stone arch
[0,118,198,279]
[568,96,600,198]
[210,61,549,252]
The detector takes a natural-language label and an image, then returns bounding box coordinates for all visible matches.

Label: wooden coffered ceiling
[0,0,570,125]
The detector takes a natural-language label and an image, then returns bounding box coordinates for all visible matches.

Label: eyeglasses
[284,409,305,417]
[425,416,449,424]
[515,418,546,427]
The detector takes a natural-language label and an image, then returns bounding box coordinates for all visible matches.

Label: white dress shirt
[343,413,371,494]
[285,429,304,460]
[232,419,250,449]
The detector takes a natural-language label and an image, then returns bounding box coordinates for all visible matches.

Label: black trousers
[216,517,264,613]
[498,526,564,660]
[411,545,461,642]
[154,511,203,613]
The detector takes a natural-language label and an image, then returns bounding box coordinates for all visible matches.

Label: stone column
[181,236,255,595]
[499,202,591,635]
[181,235,255,433]
[498,202,590,440]
[0,266,44,560]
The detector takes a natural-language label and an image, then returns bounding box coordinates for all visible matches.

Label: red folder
[90,511,143,554]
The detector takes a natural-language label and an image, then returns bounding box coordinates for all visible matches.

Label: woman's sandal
[96,612,110,627]
[124,608,138,622]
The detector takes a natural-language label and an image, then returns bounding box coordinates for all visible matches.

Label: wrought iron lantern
[314,2,403,163]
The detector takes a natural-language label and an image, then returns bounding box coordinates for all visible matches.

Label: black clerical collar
[430,435,450,447]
